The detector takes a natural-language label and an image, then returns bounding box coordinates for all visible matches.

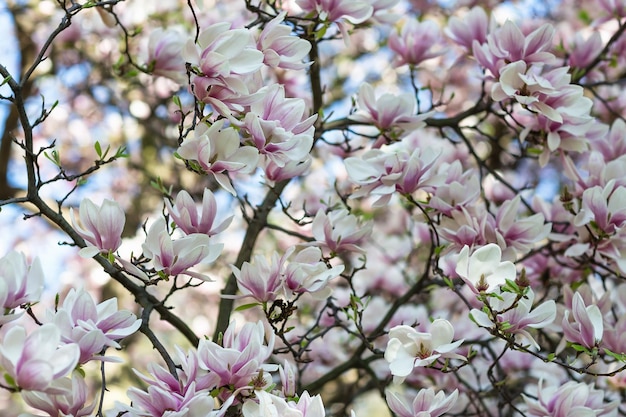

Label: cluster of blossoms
[5,0,626,416]
[0,253,139,414]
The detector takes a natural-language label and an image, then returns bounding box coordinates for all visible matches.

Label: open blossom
[455,244,517,293]
[257,12,311,70]
[471,288,556,349]
[48,287,141,364]
[70,198,125,258]
[145,27,187,83]
[384,319,465,383]
[386,388,459,417]
[184,22,263,79]
[263,156,312,186]
[349,82,428,143]
[0,324,79,392]
[388,19,444,67]
[197,321,276,391]
[573,180,626,234]
[122,345,228,417]
[524,380,619,417]
[177,120,260,196]
[494,195,551,257]
[244,84,316,168]
[142,218,222,280]
[125,348,224,417]
[283,246,344,299]
[165,188,233,236]
[21,373,96,417]
[233,246,343,302]
[183,23,264,118]
[344,147,441,207]
[567,31,603,69]
[296,0,373,25]
[428,162,481,216]
[562,292,605,349]
[232,251,288,303]
[473,21,555,77]
[446,6,491,50]
[0,251,43,324]
[311,208,372,254]
[242,390,325,417]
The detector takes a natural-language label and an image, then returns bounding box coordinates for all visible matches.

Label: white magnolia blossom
[455,243,517,293]
[384,319,465,383]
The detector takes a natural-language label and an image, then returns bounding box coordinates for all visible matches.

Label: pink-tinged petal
[17,359,54,391]
[385,390,413,417]
[71,290,98,323]
[50,343,80,380]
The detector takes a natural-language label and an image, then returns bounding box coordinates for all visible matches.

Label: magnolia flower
[244,84,316,168]
[70,198,125,258]
[349,82,428,142]
[562,292,605,349]
[197,321,276,390]
[384,319,465,383]
[242,390,325,417]
[142,218,222,280]
[184,22,263,79]
[21,373,96,417]
[0,324,79,392]
[124,347,220,417]
[232,251,288,303]
[257,12,311,70]
[494,195,551,256]
[283,246,344,299]
[491,61,565,123]
[311,208,372,254]
[567,32,603,69]
[145,27,187,83]
[573,180,626,234]
[388,19,444,67]
[279,360,297,398]
[386,388,459,417]
[296,0,373,25]
[49,287,141,363]
[0,251,43,324]
[455,244,516,293]
[263,156,312,186]
[472,21,555,77]
[471,288,556,349]
[177,120,260,196]
[165,188,233,236]
[445,6,491,50]
[524,380,619,417]
[345,147,441,206]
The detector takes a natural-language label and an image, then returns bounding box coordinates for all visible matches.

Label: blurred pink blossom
[386,387,459,417]
[388,19,444,67]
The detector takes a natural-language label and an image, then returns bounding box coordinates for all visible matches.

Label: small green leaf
[95,141,102,158]
[235,302,261,312]
[4,373,16,388]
